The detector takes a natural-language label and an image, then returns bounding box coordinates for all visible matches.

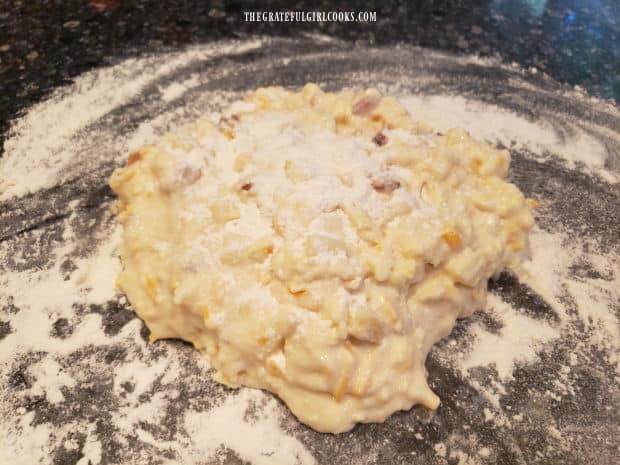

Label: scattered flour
[159,75,200,102]
[399,94,617,183]
[180,389,316,465]
[0,209,314,465]
[458,293,559,380]
[443,225,620,409]
[0,40,263,201]
[27,359,77,404]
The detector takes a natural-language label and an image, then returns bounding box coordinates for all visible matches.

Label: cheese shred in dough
[109,84,534,433]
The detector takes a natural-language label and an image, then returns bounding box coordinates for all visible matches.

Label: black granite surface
[1,0,618,151]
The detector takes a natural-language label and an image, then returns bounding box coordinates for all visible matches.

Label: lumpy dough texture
[109,84,535,433]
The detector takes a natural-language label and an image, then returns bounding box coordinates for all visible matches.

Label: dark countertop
[0,0,618,149]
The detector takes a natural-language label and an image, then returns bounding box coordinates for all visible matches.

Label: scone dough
[110,84,534,433]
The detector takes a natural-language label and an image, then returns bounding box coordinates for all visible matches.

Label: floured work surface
[1,37,619,464]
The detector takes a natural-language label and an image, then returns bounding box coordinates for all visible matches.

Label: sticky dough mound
[110,84,535,433]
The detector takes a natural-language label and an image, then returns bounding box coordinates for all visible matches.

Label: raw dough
[109,84,534,433]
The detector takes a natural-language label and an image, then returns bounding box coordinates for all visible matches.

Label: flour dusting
[457,292,559,381]
[0,40,262,201]
[399,94,617,183]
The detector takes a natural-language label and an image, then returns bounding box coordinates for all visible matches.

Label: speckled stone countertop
[1,0,618,147]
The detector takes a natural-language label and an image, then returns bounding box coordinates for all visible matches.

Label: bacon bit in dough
[352,95,381,116]
[373,132,388,146]
[219,116,234,127]
[241,182,253,191]
[371,176,400,194]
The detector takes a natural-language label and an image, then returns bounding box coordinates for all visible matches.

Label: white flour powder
[1,38,618,464]
[0,40,262,201]
[399,94,617,183]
